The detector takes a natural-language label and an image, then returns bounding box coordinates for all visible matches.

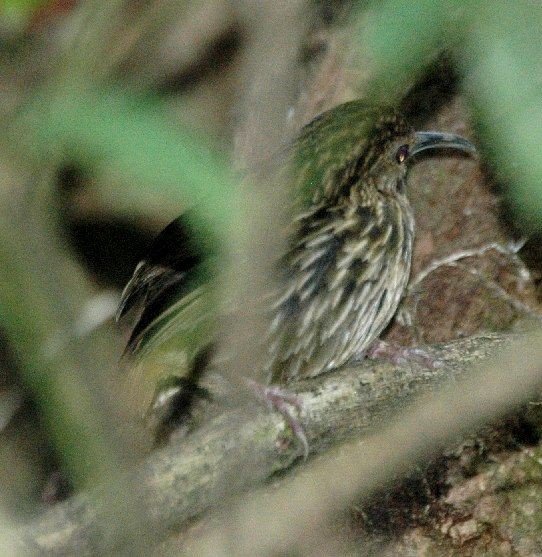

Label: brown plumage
[267,167,414,382]
[117,100,475,434]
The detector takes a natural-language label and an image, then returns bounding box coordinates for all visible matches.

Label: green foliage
[465,1,542,226]
[4,85,240,485]
[1,0,44,24]
[25,87,238,253]
[1,0,542,518]
[359,0,542,227]
[362,0,462,100]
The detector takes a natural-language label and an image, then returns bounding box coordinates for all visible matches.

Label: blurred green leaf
[0,216,119,485]
[464,0,542,227]
[19,87,240,255]
[358,0,542,227]
[358,0,465,102]
[2,0,44,23]
[4,84,243,485]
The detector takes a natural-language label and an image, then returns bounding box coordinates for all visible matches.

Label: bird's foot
[366,339,443,369]
[247,380,309,459]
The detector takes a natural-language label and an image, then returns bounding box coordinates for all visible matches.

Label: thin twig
[399,240,540,330]
[452,261,542,321]
[409,240,528,291]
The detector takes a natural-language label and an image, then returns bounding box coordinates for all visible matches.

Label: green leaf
[464,0,542,227]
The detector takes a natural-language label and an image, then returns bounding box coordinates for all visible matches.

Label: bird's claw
[366,340,443,369]
[248,381,309,459]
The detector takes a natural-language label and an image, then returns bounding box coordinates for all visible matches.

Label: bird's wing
[117,216,203,354]
[117,216,215,417]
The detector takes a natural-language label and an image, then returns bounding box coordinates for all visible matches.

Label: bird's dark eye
[395,144,409,164]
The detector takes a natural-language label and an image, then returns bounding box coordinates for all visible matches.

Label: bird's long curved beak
[412,131,476,157]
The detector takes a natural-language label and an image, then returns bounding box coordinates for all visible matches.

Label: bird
[116,100,475,442]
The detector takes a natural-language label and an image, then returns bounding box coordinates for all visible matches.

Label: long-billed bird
[117,101,475,443]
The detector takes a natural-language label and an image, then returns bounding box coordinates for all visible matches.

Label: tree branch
[17,333,519,554]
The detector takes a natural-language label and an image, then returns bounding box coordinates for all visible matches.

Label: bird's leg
[247,380,309,459]
[365,339,443,369]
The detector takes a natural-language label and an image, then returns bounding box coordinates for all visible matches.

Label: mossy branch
[16,332,537,555]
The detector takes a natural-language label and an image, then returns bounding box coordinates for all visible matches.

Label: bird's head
[293,102,476,203]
